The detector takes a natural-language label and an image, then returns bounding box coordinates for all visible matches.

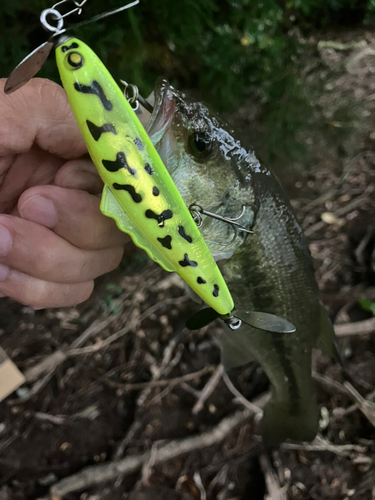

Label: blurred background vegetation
[1,0,374,165]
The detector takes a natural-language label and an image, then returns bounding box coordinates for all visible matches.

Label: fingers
[0,264,94,309]
[18,184,129,250]
[0,78,86,159]
[0,145,64,214]
[54,158,103,194]
[0,215,124,283]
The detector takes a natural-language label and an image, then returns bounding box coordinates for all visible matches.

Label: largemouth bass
[142,79,339,445]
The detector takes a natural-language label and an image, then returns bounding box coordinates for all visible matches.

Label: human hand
[0,78,129,309]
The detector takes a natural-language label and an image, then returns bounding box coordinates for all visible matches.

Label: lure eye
[66,51,84,69]
[187,132,213,159]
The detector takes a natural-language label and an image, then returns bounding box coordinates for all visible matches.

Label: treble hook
[189,203,253,235]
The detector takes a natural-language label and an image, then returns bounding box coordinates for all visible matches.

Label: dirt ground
[1,30,375,500]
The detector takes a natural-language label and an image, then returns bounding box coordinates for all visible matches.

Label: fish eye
[187,132,213,159]
[65,51,84,70]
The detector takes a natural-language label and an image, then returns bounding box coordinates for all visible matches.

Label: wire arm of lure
[52,0,88,9]
[40,0,89,34]
[40,0,140,35]
[52,0,88,18]
[188,203,253,235]
[74,0,140,31]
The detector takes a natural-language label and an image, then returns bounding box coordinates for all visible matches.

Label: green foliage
[1,0,374,106]
[358,297,375,316]
[0,0,374,163]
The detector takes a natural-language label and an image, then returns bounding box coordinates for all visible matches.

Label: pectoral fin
[100,185,174,272]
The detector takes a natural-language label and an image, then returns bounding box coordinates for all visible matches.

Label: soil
[1,30,375,500]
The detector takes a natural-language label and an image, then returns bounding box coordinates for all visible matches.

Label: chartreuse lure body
[55,36,234,316]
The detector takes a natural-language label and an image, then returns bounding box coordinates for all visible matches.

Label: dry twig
[334,317,375,337]
[259,453,287,500]
[11,295,188,404]
[105,366,213,392]
[281,435,366,457]
[343,381,375,427]
[305,195,368,237]
[313,372,375,428]
[113,327,188,459]
[23,317,114,383]
[69,296,188,356]
[192,364,224,414]
[50,408,253,500]
[223,372,264,415]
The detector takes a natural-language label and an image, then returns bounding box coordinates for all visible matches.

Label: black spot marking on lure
[145,209,173,227]
[152,186,160,197]
[113,183,142,203]
[86,120,117,141]
[213,285,219,297]
[179,254,198,268]
[74,81,113,111]
[62,42,79,52]
[134,138,144,151]
[144,163,154,175]
[157,235,172,249]
[103,152,136,175]
[197,277,206,284]
[178,225,193,243]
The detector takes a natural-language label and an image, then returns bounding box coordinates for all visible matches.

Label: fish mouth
[145,78,176,146]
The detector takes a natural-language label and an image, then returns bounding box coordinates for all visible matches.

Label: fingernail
[0,225,12,257]
[20,196,58,229]
[0,263,10,281]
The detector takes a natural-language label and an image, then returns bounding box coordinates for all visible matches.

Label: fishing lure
[5,0,296,335]
[55,35,235,315]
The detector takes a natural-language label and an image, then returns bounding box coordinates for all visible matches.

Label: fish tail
[261,397,319,446]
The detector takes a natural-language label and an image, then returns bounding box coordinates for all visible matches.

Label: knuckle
[76,258,92,281]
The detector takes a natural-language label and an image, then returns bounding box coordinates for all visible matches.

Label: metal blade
[234,310,296,333]
[186,307,221,330]
[4,41,54,94]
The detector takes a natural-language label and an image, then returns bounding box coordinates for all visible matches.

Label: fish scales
[221,174,322,443]
[144,78,339,444]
